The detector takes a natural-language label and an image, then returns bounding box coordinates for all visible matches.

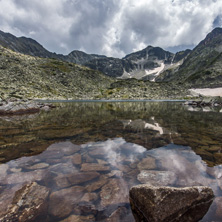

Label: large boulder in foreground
[129,185,214,222]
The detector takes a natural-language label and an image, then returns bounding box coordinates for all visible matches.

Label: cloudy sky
[0,0,221,58]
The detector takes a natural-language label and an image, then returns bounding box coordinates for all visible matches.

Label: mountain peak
[199,27,222,47]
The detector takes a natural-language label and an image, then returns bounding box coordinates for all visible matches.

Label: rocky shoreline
[184,96,222,107]
[0,99,56,115]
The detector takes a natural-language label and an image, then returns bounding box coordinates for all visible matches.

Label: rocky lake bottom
[0,101,222,221]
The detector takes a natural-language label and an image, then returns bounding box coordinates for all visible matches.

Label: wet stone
[0,184,25,218]
[137,156,156,171]
[0,182,49,222]
[25,162,49,170]
[81,163,110,172]
[107,170,123,178]
[130,162,138,169]
[214,197,222,219]
[89,148,108,158]
[72,153,82,165]
[44,158,63,165]
[115,163,131,173]
[54,175,71,189]
[80,192,98,202]
[84,154,95,163]
[97,159,108,165]
[217,177,222,190]
[67,172,100,185]
[47,141,81,155]
[73,203,98,216]
[49,161,78,175]
[49,186,85,219]
[100,178,129,208]
[86,175,108,192]
[0,170,46,185]
[0,164,8,177]
[9,168,22,173]
[62,145,81,156]
[137,170,176,186]
[41,150,64,160]
[105,207,129,222]
[60,214,95,222]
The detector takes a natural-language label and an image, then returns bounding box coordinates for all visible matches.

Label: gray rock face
[129,185,214,222]
[0,182,49,222]
[156,27,222,87]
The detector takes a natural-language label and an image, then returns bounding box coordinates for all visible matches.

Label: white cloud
[0,0,221,57]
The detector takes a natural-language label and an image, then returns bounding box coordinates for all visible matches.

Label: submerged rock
[49,186,85,219]
[72,153,82,165]
[0,169,46,185]
[137,170,176,186]
[86,175,108,192]
[25,162,49,170]
[129,185,214,222]
[0,164,8,177]
[67,172,100,185]
[81,163,110,172]
[214,197,222,219]
[100,178,129,208]
[0,184,25,218]
[60,214,95,222]
[80,192,98,202]
[0,182,49,222]
[54,172,100,188]
[137,156,156,171]
[105,207,128,222]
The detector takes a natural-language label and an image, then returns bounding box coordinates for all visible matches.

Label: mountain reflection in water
[0,101,222,221]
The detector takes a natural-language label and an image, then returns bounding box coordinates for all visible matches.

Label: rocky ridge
[156,28,222,88]
[0,30,189,80]
[0,45,114,100]
[0,45,190,101]
[1,28,222,89]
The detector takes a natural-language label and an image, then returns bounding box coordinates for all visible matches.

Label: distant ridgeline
[0,28,222,92]
[0,30,190,81]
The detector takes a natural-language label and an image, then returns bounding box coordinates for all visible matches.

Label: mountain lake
[0,101,222,221]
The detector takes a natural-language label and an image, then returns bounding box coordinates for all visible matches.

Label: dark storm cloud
[0,0,221,57]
